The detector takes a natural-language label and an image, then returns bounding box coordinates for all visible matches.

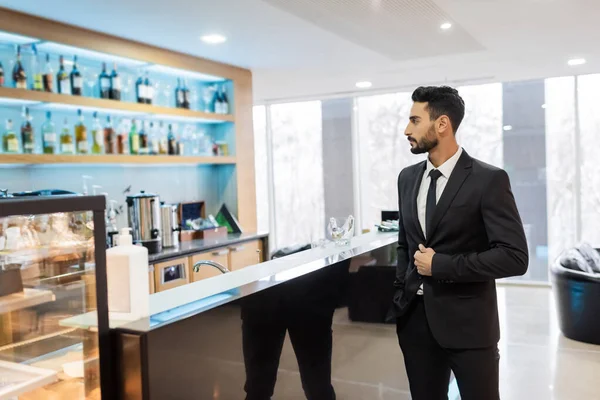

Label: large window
[270,101,325,250]
[253,105,270,234]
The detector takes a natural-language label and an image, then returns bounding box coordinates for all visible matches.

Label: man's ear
[437,115,452,136]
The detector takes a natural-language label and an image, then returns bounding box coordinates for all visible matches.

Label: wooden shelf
[0,154,236,165]
[0,87,234,124]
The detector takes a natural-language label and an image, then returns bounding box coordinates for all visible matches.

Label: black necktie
[426,169,443,238]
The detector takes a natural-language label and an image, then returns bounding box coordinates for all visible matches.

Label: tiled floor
[273,285,600,399]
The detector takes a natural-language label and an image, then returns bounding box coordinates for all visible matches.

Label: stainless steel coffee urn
[126,190,162,254]
[160,203,180,248]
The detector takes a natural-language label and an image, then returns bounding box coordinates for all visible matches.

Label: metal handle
[212,250,229,256]
[231,246,245,252]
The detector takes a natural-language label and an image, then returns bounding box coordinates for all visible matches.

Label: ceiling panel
[261,0,485,60]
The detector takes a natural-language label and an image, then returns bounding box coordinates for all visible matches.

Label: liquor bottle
[21,107,34,154]
[42,111,57,154]
[158,122,168,155]
[167,124,177,155]
[42,54,53,92]
[13,45,27,89]
[3,119,19,153]
[175,78,183,108]
[32,45,43,91]
[110,63,121,100]
[56,56,70,95]
[182,79,190,109]
[75,109,88,154]
[144,72,153,105]
[135,73,145,104]
[70,55,83,96]
[104,116,116,154]
[219,86,230,114]
[116,119,128,155]
[60,118,74,154]
[99,62,111,99]
[91,111,103,154]
[149,122,159,155]
[129,119,140,155]
[214,88,223,114]
[138,120,149,155]
[0,61,4,87]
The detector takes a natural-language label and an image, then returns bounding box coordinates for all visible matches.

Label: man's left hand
[414,244,436,276]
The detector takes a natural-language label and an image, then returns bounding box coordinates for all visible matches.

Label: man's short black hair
[411,86,465,133]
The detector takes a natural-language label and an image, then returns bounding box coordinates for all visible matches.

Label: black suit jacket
[392,150,528,349]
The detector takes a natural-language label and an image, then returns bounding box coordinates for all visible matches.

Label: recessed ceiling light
[568,58,586,66]
[440,22,452,30]
[200,34,227,44]
[355,81,372,89]
[503,125,513,131]
[541,104,547,109]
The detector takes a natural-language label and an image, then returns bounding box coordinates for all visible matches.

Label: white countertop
[147,231,397,319]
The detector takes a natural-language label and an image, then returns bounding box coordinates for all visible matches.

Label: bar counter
[148,232,269,263]
[113,231,398,399]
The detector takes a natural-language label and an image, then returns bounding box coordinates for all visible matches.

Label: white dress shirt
[416,147,463,294]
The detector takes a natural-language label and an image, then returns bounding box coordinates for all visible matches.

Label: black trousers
[396,297,500,400]
[242,311,336,400]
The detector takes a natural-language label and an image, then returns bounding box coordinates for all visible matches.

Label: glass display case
[0,195,110,400]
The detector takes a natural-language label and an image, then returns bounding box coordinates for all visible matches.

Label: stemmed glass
[163,84,172,108]
[202,85,216,113]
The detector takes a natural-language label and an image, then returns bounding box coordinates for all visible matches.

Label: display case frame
[0,194,112,399]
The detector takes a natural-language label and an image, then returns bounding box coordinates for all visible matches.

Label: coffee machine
[126,191,162,254]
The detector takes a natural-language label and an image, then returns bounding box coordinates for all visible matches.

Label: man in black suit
[392,86,529,400]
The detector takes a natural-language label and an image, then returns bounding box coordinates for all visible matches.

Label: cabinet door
[154,257,190,292]
[190,248,230,282]
[229,240,263,271]
[149,265,155,294]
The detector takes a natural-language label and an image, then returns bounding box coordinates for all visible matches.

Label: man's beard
[410,127,438,154]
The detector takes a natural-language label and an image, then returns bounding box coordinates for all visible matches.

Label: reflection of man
[241,259,349,400]
[392,86,529,400]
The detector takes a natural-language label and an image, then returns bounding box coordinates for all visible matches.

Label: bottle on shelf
[104,116,116,154]
[56,55,70,95]
[60,118,74,154]
[32,45,43,91]
[135,73,145,104]
[116,118,129,155]
[149,122,160,155]
[70,55,83,96]
[144,71,153,105]
[42,111,57,154]
[110,63,121,101]
[214,87,223,114]
[0,61,5,87]
[138,120,149,155]
[2,119,19,154]
[21,107,34,154]
[91,111,103,155]
[167,124,177,155]
[182,79,190,109]
[175,78,183,108]
[158,121,168,155]
[12,45,27,89]
[75,109,88,154]
[219,85,230,114]
[99,62,111,99]
[42,53,53,92]
[129,119,140,155]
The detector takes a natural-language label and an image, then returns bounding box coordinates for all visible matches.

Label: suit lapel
[427,151,473,240]
[410,161,426,241]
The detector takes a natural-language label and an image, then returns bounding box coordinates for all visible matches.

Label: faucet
[193,260,230,274]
